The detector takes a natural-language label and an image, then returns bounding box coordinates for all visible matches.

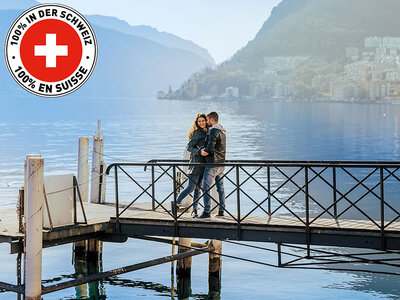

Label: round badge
[4,4,97,97]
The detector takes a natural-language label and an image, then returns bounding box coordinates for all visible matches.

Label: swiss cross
[34,34,68,68]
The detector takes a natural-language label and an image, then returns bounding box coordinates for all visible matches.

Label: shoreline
[158,97,400,105]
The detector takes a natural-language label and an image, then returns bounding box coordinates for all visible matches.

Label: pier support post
[176,238,192,277]
[23,155,42,222]
[86,239,100,261]
[176,238,192,298]
[90,120,104,203]
[88,121,103,260]
[23,154,41,295]
[78,137,90,203]
[87,258,101,298]
[75,137,90,256]
[90,120,104,204]
[208,240,222,298]
[25,157,44,300]
[73,253,88,299]
[72,247,103,298]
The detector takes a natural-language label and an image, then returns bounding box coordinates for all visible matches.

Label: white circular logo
[4,4,97,97]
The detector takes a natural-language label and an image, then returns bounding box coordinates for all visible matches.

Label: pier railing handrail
[105,159,400,250]
[106,160,400,175]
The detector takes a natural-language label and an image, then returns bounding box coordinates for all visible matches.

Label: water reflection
[44,273,216,300]
[3,98,400,298]
[176,274,191,299]
[325,272,400,299]
[69,251,221,300]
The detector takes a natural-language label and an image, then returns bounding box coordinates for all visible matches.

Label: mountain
[0,3,214,97]
[87,15,215,65]
[170,0,400,99]
[0,0,214,66]
[84,24,213,96]
[232,0,400,71]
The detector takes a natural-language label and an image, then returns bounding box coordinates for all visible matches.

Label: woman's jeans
[176,173,203,211]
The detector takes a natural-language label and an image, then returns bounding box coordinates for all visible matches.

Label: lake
[1,96,400,299]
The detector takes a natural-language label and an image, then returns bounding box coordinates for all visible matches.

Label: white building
[225,86,239,98]
[344,62,371,80]
[365,37,382,48]
[382,37,400,50]
[346,47,359,59]
[365,36,400,50]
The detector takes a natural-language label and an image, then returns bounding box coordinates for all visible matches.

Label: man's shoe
[191,209,198,218]
[217,210,224,217]
[198,211,211,219]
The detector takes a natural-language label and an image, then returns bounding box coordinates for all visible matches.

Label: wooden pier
[3,146,400,298]
[2,201,400,255]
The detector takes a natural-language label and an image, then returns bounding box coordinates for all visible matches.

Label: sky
[37,0,282,63]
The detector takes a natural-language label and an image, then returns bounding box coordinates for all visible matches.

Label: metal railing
[105,160,400,250]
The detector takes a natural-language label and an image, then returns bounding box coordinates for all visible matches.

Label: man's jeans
[202,167,225,213]
[176,174,203,211]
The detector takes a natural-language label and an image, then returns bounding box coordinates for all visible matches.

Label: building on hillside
[385,83,400,101]
[346,47,359,60]
[386,70,400,81]
[382,37,400,50]
[330,80,366,100]
[273,82,292,99]
[375,48,387,61]
[365,37,400,50]
[360,51,375,62]
[344,62,371,80]
[367,81,400,101]
[249,82,265,98]
[225,86,239,98]
[365,37,382,48]
[157,91,166,99]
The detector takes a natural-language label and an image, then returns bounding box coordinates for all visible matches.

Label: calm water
[1,96,400,299]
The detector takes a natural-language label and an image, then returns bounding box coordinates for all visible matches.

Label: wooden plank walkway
[2,202,400,251]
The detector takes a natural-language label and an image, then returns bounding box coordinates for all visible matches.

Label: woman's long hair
[188,113,207,140]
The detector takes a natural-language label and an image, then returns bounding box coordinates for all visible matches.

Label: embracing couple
[175,111,226,219]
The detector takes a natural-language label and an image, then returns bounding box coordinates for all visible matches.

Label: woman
[175,113,208,217]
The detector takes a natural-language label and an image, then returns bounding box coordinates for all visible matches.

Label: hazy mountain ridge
[87,23,213,96]
[1,0,214,66]
[0,2,214,97]
[87,15,215,65]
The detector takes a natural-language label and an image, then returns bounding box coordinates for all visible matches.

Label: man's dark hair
[207,111,219,122]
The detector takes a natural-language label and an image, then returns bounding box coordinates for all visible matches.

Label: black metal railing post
[236,165,241,239]
[172,165,177,220]
[380,167,385,250]
[305,167,310,258]
[267,166,271,216]
[332,167,337,219]
[115,165,120,232]
[151,165,155,211]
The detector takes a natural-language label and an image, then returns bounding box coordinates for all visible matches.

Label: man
[199,111,226,218]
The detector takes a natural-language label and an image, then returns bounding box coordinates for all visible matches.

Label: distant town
[159,36,400,102]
